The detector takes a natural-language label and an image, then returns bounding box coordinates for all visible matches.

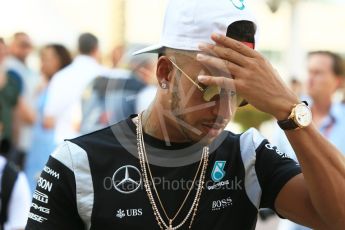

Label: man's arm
[26,143,85,229]
[275,125,345,229]
[15,97,36,124]
[196,33,345,229]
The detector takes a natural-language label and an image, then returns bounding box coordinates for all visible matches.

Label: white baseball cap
[133,0,257,55]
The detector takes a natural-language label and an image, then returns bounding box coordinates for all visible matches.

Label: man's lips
[201,123,225,130]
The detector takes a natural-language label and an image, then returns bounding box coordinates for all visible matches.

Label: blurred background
[0,0,345,229]
[1,0,345,80]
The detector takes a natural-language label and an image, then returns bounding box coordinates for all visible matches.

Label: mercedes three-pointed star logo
[112,165,142,194]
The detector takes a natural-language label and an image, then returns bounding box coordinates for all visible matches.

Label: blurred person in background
[0,68,31,230]
[111,45,124,68]
[25,44,72,192]
[4,32,37,169]
[43,33,110,145]
[0,37,7,63]
[129,50,158,113]
[290,78,303,98]
[275,51,345,230]
[0,38,21,160]
[0,131,31,230]
[79,45,156,134]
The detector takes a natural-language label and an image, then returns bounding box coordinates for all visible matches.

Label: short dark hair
[44,44,72,69]
[78,33,98,55]
[308,51,345,77]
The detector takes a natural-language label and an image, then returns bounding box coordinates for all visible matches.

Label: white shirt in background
[44,55,110,144]
[135,85,157,114]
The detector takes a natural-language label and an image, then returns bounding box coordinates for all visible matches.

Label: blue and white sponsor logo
[211,161,226,182]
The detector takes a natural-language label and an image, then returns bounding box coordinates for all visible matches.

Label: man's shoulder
[222,127,265,148]
[69,126,118,149]
[68,118,132,152]
[239,128,266,149]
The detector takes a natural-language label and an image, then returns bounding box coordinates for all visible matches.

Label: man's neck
[13,55,26,65]
[141,101,192,143]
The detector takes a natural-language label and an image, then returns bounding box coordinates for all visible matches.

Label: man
[0,37,6,64]
[0,151,31,230]
[275,51,345,161]
[4,33,36,168]
[0,74,31,230]
[43,33,109,144]
[26,1,345,229]
[275,52,345,230]
[0,38,21,154]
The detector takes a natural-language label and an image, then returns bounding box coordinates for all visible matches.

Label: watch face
[295,104,312,127]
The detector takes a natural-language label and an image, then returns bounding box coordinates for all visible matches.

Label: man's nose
[212,95,233,119]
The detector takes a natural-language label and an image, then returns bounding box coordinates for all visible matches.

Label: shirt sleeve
[25,146,85,229]
[255,139,302,213]
[5,172,31,230]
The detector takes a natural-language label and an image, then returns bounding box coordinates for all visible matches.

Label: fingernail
[198,75,208,82]
[196,53,206,61]
[211,33,222,39]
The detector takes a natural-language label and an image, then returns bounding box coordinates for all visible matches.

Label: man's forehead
[15,34,31,43]
[309,54,333,66]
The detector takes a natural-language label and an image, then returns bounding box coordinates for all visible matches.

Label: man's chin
[192,131,223,145]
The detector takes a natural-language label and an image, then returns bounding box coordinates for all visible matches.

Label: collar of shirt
[302,96,341,136]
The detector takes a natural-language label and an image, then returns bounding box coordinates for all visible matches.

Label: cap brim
[132,44,164,56]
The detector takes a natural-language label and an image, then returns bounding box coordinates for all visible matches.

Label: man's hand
[196,33,299,120]
[197,33,345,229]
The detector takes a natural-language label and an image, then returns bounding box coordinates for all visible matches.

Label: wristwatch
[277,101,312,130]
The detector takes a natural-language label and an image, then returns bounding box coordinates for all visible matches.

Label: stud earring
[161,82,167,89]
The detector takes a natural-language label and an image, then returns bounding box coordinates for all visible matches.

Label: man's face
[10,34,33,62]
[162,52,235,144]
[307,54,340,101]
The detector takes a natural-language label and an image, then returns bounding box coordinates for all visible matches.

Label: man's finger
[199,43,248,67]
[211,33,257,58]
[196,53,241,77]
[197,75,237,91]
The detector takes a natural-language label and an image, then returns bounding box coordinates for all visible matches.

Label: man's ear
[156,56,173,86]
[335,76,345,89]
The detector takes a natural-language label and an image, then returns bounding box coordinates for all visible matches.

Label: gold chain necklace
[135,113,209,230]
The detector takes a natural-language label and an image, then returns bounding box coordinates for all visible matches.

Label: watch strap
[277,118,299,130]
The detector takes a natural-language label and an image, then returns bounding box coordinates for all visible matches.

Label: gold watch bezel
[288,103,312,129]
